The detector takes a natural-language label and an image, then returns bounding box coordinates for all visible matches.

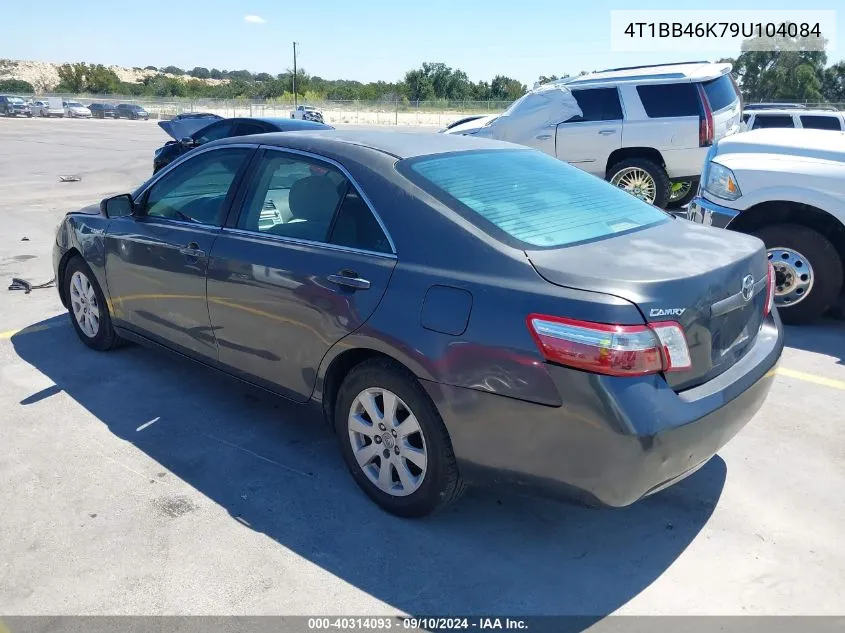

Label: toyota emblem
[741,274,754,302]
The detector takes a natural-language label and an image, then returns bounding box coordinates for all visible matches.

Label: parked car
[291,104,325,123]
[687,128,845,324]
[115,103,149,120]
[88,103,118,119]
[152,116,333,173]
[0,95,32,117]
[32,97,65,117]
[63,101,92,118]
[53,130,783,517]
[742,106,845,132]
[444,61,743,209]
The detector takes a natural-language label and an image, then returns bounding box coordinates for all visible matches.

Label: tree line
[2,31,844,104]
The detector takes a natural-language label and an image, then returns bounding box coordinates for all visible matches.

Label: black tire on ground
[64,256,124,351]
[334,358,466,518]
[607,158,672,209]
[751,223,844,325]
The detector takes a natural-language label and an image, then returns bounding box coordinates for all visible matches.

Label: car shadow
[784,319,845,366]
[12,316,727,619]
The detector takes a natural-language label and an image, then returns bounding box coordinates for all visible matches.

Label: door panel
[207,235,395,401]
[555,88,623,177]
[104,146,253,360]
[206,148,397,401]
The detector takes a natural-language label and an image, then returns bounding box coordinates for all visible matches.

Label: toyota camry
[53,130,784,517]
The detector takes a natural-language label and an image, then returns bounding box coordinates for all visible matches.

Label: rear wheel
[334,359,465,517]
[608,158,671,208]
[64,257,123,351]
[751,223,843,325]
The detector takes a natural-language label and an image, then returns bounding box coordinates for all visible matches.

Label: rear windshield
[702,75,739,111]
[800,115,842,131]
[401,150,668,249]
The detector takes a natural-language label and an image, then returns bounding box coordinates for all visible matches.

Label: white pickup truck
[687,128,845,324]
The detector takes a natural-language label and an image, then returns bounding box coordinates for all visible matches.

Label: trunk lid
[526,219,769,391]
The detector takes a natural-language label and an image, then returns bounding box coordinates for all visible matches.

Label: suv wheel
[667,179,698,209]
[335,358,465,517]
[608,158,671,208]
[752,223,843,325]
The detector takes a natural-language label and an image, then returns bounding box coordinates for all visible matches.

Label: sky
[1,1,842,86]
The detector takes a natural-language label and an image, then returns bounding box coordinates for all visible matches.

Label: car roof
[746,108,843,117]
[252,117,329,129]
[213,128,521,159]
[553,61,731,88]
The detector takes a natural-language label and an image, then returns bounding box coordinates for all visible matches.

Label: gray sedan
[53,130,784,517]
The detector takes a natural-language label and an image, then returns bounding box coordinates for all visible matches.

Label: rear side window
[567,88,623,122]
[701,75,739,111]
[800,115,843,131]
[402,150,668,249]
[752,114,794,129]
[637,83,700,118]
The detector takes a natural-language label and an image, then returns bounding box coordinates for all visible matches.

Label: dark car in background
[0,95,32,117]
[89,103,117,119]
[53,130,783,518]
[152,116,333,173]
[115,103,149,120]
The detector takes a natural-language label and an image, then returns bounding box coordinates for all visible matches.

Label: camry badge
[741,274,755,302]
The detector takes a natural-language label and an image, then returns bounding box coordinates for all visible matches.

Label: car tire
[608,158,671,209]
[752,223,844,325]
[334,358,466,518]
[667,179,698,209]
[64,257,124,351]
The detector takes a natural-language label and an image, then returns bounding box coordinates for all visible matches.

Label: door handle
[598,129,616,135]
[327,272,370,290]
[179,242,205,258]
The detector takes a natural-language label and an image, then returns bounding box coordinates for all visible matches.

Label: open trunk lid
[527,219,769,391]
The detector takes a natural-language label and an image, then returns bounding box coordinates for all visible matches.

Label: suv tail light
[696,83,715,147]
[764,262,776,317]
[526,315,692,377]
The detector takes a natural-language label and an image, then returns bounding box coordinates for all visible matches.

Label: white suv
[444,61,743,209]
[743,105,845,132]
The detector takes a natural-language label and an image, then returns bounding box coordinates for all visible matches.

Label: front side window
[142,148,250,225]
[637,83,700,118]
[195,120,236,144]
[752,114,795,129]
[567,88,623,122]
[402,149,668,249]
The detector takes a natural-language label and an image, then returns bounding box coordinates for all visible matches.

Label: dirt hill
[0,59,224,92]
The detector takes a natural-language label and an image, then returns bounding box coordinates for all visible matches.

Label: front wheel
[335,359,465,517]
[751,223,843,325]
[64,257,123,351]
[607,158,671,208]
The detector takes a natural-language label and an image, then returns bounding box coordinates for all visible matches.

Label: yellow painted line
[777,367,845,391]
[0,618,10,633]
[0,323,55,340]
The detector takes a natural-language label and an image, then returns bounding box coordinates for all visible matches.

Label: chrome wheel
[69,270,101,338]
[669,180,693,202]
[610,167,657,204]
[769,247,814,307]
[347,387,428,497]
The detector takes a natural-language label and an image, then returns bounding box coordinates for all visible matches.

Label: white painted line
[136,416,161,432]
[199,432,312,477]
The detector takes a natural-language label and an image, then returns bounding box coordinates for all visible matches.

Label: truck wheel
[752,223,843,325]
[667,180,698,209]
[608,158,671,208]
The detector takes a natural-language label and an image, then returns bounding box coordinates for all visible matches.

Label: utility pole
[292,41,298,107]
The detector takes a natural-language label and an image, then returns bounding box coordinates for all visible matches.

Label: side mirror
[101,194,134,218]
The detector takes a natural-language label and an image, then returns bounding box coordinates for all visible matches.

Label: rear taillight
[526,315,692,377]
[764,262,775,317]
[696,83,715,147]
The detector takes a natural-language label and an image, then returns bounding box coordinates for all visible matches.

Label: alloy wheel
[610,167,657,204]
[669,180,693,202]
[69,270,101,338]
[347,387,428,497]
[769,247,814,308]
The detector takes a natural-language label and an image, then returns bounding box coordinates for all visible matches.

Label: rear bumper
[424,312,783,507]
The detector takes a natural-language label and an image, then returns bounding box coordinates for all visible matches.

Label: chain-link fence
[39,94,516,126]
